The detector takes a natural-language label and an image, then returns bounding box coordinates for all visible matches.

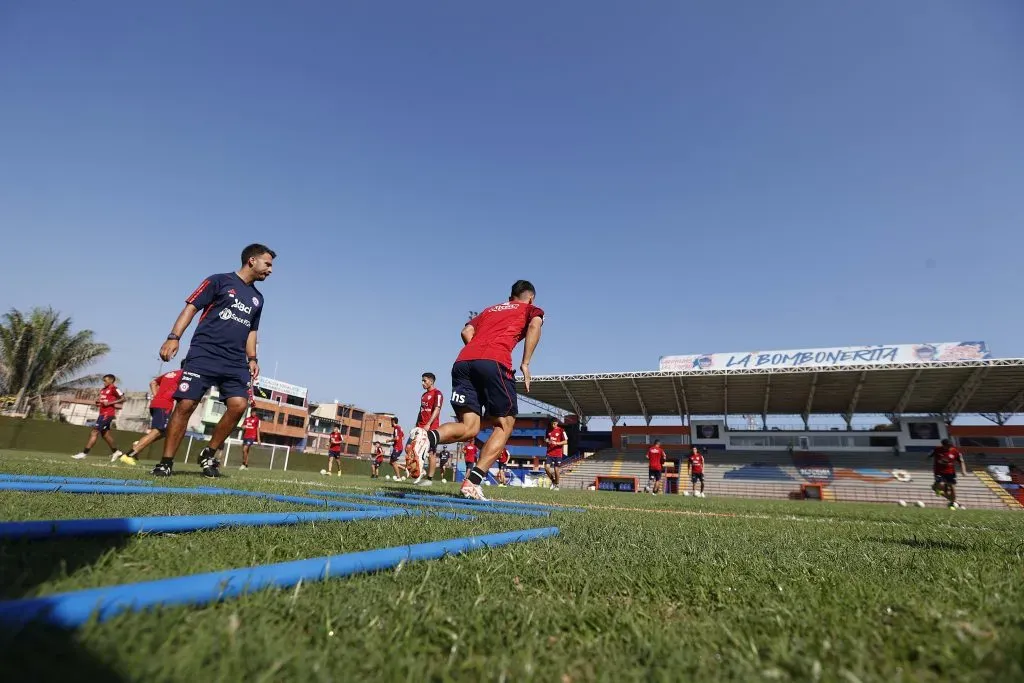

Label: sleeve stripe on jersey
[186,279,211,304]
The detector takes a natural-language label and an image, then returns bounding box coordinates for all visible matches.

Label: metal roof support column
[630,379,651,426]
[998,387,1024,417]
[891,368,924,419]
[942,367,989,420]
[593,379,617,425]
[801,373,819,430]
[722,375,729,426]
[761,375,772,431]
[557,379,585,423]
[843,371,867,430]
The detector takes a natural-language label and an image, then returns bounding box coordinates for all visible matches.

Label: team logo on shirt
[228,289,237,297]
[179,382,190,392]
[252,297,259,306]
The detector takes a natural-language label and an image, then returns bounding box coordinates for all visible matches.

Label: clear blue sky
[2,1,1022,427]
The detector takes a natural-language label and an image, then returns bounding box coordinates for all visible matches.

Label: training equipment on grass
[396,491,586,514]
[0,481,476,521]
[0,474,156,486]
[0,527,560,629]
[0,509,415,540]
[309,490,551,517]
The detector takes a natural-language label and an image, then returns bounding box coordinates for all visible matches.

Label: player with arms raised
[406,280,544,501]
[153,243,274,478]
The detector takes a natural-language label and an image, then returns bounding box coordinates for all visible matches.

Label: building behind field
[307,403,396,455]
[187,376,309,450]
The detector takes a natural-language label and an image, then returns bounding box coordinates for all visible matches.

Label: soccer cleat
[110,450,124,463]
[406,428,430,464]
[71,452,87,460]
[151,460,173,477]
[119,454,138,466]
[239,464,248,470]
[460,480,486,500]
[198,449,221,479]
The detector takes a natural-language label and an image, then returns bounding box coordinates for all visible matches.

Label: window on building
[352,410,364,421]
[346,443,359,455]
[337,406,350,418]
[349,427,361,439]
[254,409,275,422]
[287,415,305,428]
[285,394,304,407]
[277,413,285,424]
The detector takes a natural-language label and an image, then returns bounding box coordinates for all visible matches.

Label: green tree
[0,307,110,414]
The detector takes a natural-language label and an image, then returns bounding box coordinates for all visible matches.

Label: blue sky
[1,1,1022,427]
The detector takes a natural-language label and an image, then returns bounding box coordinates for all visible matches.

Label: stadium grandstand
[510,341,1024,510]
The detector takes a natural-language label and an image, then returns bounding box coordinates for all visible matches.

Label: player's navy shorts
[691,472,705,483]
[497,461,507,470]
[328,450,341,459]
[546,456,562,468]
[934,473,957,485]
[389,448,402,463]
[94,416,114,433]
[439,454,451,467]
[174,364,250,402]
[149,408,170,432]
[450,360,517,418]
[243,439,256,447]
[649,468,662,481]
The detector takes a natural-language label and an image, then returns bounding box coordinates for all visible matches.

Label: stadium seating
[560,448,1014,509]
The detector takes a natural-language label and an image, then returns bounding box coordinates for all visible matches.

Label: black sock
[427,430,440,450]
[83,447,91,454]
[158,457,174,466]
[468,467,486,486]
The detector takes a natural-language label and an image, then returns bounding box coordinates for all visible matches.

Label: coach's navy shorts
[174,364,250,402]
[94,416,114,433]
[149,408,170,432]
[449,360,518,418]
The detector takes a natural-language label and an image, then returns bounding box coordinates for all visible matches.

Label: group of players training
[70,242,563,500]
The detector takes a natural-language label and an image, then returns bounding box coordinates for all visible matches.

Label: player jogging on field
[688,445,706,497]
[497,447,511,486]
[462,439,479,483]
[325,425,343,475]
[646,439,666,495]
[410,372,443,486]
[117,367,184,465]
[152,243,274,478]
[239,405,261,469]
[372,445,385,478]
[406,280,544,501]
[72,374,126,461]
[389,418,407,479]
[438,446,453,482]
[544,418,568,490]
[929,438,967,509]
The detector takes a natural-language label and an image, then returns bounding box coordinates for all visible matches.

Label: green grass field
[1,450,1022,683]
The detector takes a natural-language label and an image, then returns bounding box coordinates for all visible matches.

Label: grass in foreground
[0,450,1022,682]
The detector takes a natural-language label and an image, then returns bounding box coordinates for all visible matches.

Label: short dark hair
[653,439,661,445]
[102,374,116,382]
[392,416,399,425]
[422,372,436,382]
[510,280,535,299]
[241,243,276,265]
[941,438,952,447]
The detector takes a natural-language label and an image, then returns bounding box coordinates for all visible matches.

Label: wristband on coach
[248,357,258,363]
[166,333,180,341]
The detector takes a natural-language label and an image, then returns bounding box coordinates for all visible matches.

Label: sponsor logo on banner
[659,342,990,372]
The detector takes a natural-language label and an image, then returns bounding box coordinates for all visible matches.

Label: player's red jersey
[647,446,666,471]
[932,446,963,475]
[546,426,566,456]
[242,415,260,440]
[393,425,404,449]
[329,431,342,452]
[464,441,479,463]
[456,301,545,369]
[688,452,705,474]
[499,448,510,464]
[150,370,183,411]
[417,388,443,429]
[97,384,124,418]
[374,447,384,463]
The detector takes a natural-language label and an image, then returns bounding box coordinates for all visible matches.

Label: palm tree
[0,307,110,415]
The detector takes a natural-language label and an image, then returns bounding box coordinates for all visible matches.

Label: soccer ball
[319,469,327,475]
[683,490,691,497]
[897,500,907,507]
[915,501,925,508]
[385,475,391,480]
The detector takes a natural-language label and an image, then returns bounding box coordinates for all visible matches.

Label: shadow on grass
[882,537,975,553]
[0,536,130,600]
[0,623,127,682]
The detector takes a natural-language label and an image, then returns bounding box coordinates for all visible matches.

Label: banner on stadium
[659,341,990,372]
[254,376,308,399]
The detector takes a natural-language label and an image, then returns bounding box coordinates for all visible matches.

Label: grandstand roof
[515,358,1024,421]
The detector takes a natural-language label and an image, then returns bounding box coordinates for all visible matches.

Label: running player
[544,418,567,491]
[410,372,443,486]
[389,418,407,479]
[372,445,385,478]
[929,438,967,509]
[688,445,706,497]
[72,374,126,461]
[497,446,511,486]
[153,243,274,478]
[406,280,544,500]
[438,446,453,482]
[646,439,666,495]
[239,406,261,470]
[326,425,343,475]
[117,367,184,465]
[463,439,479,483]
